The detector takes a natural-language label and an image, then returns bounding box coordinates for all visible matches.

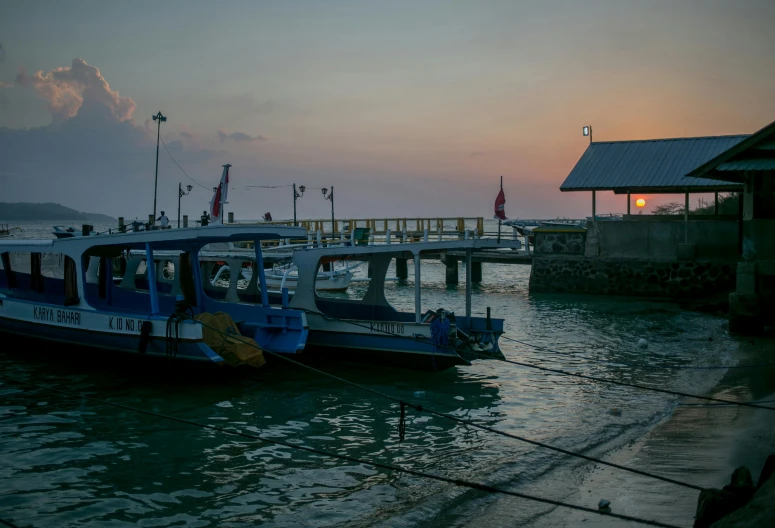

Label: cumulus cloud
[0,80,12,88]
[180,131,194,139]
[15,58,136,123]
[0,43,5,62]
[1,58,222,217]
[217,129,266,143]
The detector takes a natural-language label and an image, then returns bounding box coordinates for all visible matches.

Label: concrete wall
[589,219,739,260]
[742,219,775,260]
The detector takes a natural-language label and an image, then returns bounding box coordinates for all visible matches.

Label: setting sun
[636,198,646,208]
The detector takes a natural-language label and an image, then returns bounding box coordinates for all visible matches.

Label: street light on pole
[151,111,167,225]
[292,183,305,226]
[178,183,193,228]
[321,186,335,233]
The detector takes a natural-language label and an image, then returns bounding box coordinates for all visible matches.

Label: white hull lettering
[369,322,405,335]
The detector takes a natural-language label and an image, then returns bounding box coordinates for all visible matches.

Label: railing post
[386,228,391,244]
[423,228,428,242]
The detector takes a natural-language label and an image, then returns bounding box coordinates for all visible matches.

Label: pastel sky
[1,0,774,222]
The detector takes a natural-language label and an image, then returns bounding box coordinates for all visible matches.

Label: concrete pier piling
[472,261,482,283]
[396,258,408,280]
[445,257,459,285]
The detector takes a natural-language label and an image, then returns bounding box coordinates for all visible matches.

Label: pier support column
[445,257,458,285]
[471,261,482,283]
[396,257,408,279]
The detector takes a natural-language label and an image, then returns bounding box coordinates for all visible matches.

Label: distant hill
[0,202,116,222]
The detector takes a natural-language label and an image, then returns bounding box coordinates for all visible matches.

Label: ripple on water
[0,220,747,527]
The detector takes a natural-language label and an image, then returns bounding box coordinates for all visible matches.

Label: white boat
[211,261,358,292]
[279,238,519,371]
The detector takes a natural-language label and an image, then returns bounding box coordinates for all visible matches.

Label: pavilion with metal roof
[686,119,775,183]
[561,134,748,217]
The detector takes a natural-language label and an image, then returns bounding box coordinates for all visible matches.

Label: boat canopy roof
[0,224,307,255]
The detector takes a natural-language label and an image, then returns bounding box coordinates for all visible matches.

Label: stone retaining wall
[534,231,586,255]
[529,256,737,298]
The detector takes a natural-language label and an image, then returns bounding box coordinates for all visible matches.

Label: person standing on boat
[201,211,210,226]
[157,211,170,229]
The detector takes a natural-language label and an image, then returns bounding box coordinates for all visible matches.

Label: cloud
[469,151,484,157]
[217,129,267,143]
[0,58,223,217]
[0,43,5,62]
[180,131,194,139]
[0,80,12,88]
[15,58,136,123]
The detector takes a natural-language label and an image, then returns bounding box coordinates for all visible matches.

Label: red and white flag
[209,164,231,224]
[494,187,506,220]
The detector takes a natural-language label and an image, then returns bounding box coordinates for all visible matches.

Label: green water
[0,222,756,527]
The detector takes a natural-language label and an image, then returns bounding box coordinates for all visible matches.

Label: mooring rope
[187,317,705,491]
[0,517,21,528]
[0,374,683,528]
[296,308,775,411]
[500,335,775,371]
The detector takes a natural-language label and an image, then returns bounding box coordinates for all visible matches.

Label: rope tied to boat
[165,299,195,361]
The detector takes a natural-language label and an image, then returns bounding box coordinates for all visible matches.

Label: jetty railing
[250,217,486,237]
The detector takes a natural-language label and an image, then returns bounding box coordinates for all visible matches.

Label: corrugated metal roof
[561,135,748,193]
[757,139,775,151]
[716,158,775,171]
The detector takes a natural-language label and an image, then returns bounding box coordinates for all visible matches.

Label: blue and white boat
[0,225,309,365]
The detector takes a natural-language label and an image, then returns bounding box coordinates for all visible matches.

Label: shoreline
[533,336,775,527]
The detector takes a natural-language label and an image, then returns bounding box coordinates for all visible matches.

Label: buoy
[598,499,611,511]
[637,338,648,349]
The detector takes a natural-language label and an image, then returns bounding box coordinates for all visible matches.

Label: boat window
[0,251,77,306]
[198,240,262,303]
[162,260,175,280]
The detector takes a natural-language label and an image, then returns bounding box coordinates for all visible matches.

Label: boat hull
[0,298,224,364]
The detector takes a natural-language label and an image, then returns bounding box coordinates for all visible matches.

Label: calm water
[0,220,752,527]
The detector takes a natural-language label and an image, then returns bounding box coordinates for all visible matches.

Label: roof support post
[592,190,597,226]
[414,251,421,324]
[684,192,690,244]
[465,249,472,318]
[627,191,631,216]
[255,241,269,307]
[715,191,719,215]
[145,243,160,315]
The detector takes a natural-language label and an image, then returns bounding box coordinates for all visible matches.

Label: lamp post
[582,125,593,144]
[322,186,335,233]
[292,183,305,226]
[151,111,167,223]
[178,182,193,228]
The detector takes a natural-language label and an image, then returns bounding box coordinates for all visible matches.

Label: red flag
[209,165,231,223]
[494,187,506,220]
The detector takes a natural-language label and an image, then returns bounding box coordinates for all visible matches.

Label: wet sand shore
[535,337,775,528]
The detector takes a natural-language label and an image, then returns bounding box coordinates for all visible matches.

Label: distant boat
[0,224,22,238]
